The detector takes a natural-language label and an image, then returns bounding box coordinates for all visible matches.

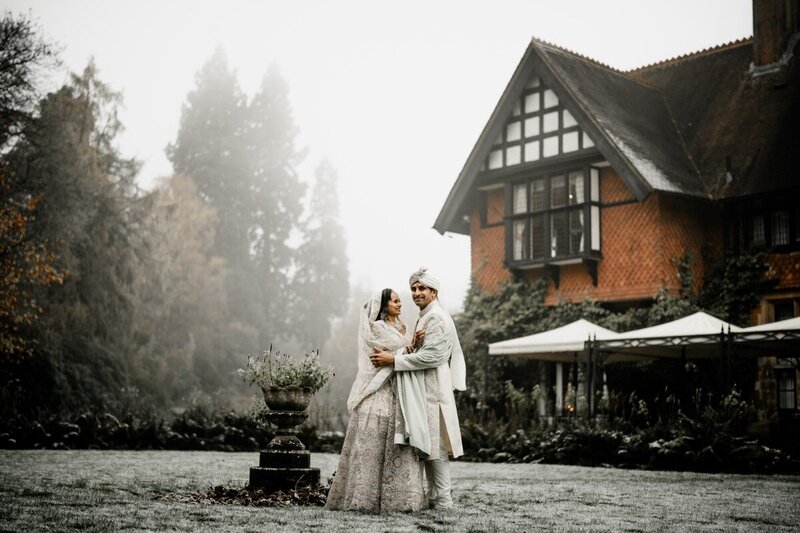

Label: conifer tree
[246,65,306,341]
[167,49,263,355]
[167,48,249,262]
[292,159,349,347]
[168,52,306,352]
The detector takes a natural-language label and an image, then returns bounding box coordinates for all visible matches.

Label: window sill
[507,254,602,287]
[507,252,601,270]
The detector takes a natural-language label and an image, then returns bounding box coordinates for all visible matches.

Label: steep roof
[535,40,703,197]
[629,38,800,199]
[435,35,799,235]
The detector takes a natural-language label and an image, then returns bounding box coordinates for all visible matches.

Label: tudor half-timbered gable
[436,14,799,310]
[435,0,800,420]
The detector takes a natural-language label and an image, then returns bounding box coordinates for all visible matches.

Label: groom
[371,267,466,509]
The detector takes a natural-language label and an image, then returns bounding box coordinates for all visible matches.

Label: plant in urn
[238,347,333,492]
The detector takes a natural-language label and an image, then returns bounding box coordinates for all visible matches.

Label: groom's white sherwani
[394,299,466,458]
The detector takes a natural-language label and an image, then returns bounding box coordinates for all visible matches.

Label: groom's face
[410,282,436,310]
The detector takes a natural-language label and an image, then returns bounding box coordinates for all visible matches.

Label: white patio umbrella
[739,316,800,333]
[488,319,618,362]
[597,311,743,360]
[488,319,619,416]
[733,316,800,357]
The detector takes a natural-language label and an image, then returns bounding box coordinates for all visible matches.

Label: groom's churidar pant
[424,412,453,508]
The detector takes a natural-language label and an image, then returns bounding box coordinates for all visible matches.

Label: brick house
[434,1,799,421]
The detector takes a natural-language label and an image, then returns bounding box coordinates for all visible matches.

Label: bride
[325,289,432,513]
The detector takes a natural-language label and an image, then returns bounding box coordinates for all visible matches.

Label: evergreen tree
[293,159,349,347]
[246,65,305,341]
[167,52,305,351]
[167,48,263,359]
[167,48,248,261]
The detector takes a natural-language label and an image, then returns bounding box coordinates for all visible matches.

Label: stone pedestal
[249,410,320,492]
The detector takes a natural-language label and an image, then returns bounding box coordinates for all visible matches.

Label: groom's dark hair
[378,288,393,319]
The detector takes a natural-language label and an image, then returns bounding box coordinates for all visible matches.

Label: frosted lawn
[1,450,798,532]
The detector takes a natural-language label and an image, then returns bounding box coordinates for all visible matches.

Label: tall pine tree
[246,65,305,343]
[167,52,305,354]
[293,159,349,347]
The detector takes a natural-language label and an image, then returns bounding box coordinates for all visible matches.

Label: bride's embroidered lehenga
[325,294,433,513]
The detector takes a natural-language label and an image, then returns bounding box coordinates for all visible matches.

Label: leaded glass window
[513,184,527,214]
[740,205,800,250]
[506,166,601,265]
[777,369,797,411]
[550,175,566,208]
[752,215,766,245]
[568,171,583,204]
[772,210,790,246]
[531,179,545,211]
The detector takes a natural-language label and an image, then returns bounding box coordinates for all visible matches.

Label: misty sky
[7,0,752,312]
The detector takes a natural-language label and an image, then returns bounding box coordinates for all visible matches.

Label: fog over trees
[0,13,350,416]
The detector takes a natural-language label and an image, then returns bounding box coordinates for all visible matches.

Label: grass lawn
[0,450,798,532]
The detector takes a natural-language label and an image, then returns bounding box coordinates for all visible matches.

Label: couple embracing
[326,267,466,513]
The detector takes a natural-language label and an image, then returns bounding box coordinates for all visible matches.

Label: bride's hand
[370,348,395,367]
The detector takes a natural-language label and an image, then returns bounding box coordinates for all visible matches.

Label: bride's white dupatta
[346,293,406,413]
[345,293,431,458]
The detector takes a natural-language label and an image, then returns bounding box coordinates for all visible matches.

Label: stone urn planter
[238,349,333,493]
[262,386,314,412]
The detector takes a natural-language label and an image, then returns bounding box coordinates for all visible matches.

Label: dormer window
[506,166,601,266]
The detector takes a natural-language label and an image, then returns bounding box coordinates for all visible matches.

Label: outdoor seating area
[489,313,800,421]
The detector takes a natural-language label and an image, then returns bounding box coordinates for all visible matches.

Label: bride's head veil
[347,289,410,412]
[359,291,382,347]
[358,289,403,351]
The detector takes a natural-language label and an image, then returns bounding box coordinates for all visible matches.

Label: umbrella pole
[588,338,595,419]
[719,327,728,396]
[680,345,687,410]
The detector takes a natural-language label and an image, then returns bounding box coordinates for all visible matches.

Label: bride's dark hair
[377,288,393,320]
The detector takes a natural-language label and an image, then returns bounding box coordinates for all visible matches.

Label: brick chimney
[752,0,800,66]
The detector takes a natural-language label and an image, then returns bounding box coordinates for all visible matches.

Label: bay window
[507,166,601,266]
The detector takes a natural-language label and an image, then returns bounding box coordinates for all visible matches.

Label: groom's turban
[409,267,440,292]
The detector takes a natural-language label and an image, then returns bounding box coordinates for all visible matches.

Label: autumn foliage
[0,173,64,358]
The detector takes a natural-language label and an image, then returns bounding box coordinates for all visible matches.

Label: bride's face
[386,292,402,318]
